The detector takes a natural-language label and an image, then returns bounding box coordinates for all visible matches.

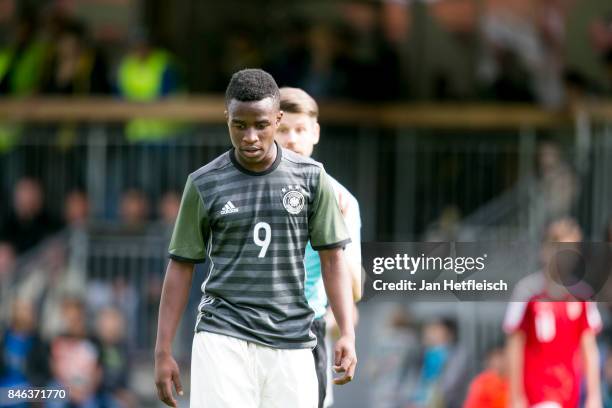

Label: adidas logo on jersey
[220,201,239,215]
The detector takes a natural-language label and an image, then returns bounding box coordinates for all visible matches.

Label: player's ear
[224,110,229,122]
[313,121,320,146]
[276,110,284,125]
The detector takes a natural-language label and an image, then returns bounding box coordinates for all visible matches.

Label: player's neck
[233,143,279,174]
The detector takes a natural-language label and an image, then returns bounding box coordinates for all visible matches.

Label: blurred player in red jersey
[504,218,603,408]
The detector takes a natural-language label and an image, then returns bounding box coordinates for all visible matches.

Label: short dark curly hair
[225,69,280,108]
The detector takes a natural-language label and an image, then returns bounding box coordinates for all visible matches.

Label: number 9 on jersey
[254,222,271,258]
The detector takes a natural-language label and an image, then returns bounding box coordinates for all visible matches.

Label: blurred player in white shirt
[276,87,361,408]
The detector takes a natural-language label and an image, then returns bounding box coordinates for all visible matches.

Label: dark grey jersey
[169,144,350,348]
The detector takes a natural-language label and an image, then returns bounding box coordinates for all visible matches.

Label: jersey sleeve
[578,302,603,335]
[331,179,362,292]
[343,193,362,269]
[309,168,351,251]
[503,301,529,334]
[168,175,209,263]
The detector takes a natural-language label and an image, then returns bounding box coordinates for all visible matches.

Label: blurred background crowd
[0,0,612,105]
[1,0,612,407]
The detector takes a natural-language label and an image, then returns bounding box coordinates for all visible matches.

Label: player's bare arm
[507,331,527,408]
[581,330,602,408]
[338,192,362,302]
[319,247,357,385]
[154,259,194,407]
[348,260,362,302]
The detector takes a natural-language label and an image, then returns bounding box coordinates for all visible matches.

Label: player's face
[226,97,283,172]
[275,112,320,158]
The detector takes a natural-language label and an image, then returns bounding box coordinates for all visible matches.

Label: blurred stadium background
[1,0,612,407]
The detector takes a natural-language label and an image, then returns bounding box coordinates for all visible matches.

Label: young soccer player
[154,69,357,408]
[275,87,362,408]
[504,218,603,408]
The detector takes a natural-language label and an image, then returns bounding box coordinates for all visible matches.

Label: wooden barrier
[0,97,610,129]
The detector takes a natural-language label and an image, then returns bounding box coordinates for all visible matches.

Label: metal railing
[3,98,609,241]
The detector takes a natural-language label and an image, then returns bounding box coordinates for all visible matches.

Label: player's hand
[332,335,357,385]
[155,351,184,407]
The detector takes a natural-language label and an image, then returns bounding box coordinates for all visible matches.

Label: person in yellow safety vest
[0,14,51,153]
[0,15,49,96]
[42,21,110,96]
[116,32,183,143]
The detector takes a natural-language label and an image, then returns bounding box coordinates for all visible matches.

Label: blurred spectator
[563,69,595,107]
[0,119,20,154]
[380,0,411,47]
[428,0,478,36]
[424,205,462,242]
[13,240,85,340]
[0,178,62,254]
[0,242,15,283]
[116,29,182,143]
[95,307,135,407]
[64,190,90,228]
[119,189,149,233]
[267,22,346,100]
[86,277,139,352]
[158,190,180,227]
[380,0,411,97]
[478,5,537,102]
[58,297,89,339]
[590,15,612,56]
[0,12,49,96]
[336,2,402,101]
[463,343,508,408]
[478,0,570,107]
[533,0,570,107]
[605,51,612,93]
[590,14,612,94]
[302,24,346,99]
[0,298,50,391]
[47,297,119,408]
[478,48,535,102]
[0,12,49,155]
[529,141,578,236]
[220,29,264,83]
[406,318,469,408]
[42,20,109,95]
[268,4,401,101]
[265,18,312,91]
[113,31,183,205]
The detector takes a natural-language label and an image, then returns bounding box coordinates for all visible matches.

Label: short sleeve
[579,302,603,334]
[342,192,361,266]
[168,176,209,263]
[503,301,529,334]
[309,168,351,250]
